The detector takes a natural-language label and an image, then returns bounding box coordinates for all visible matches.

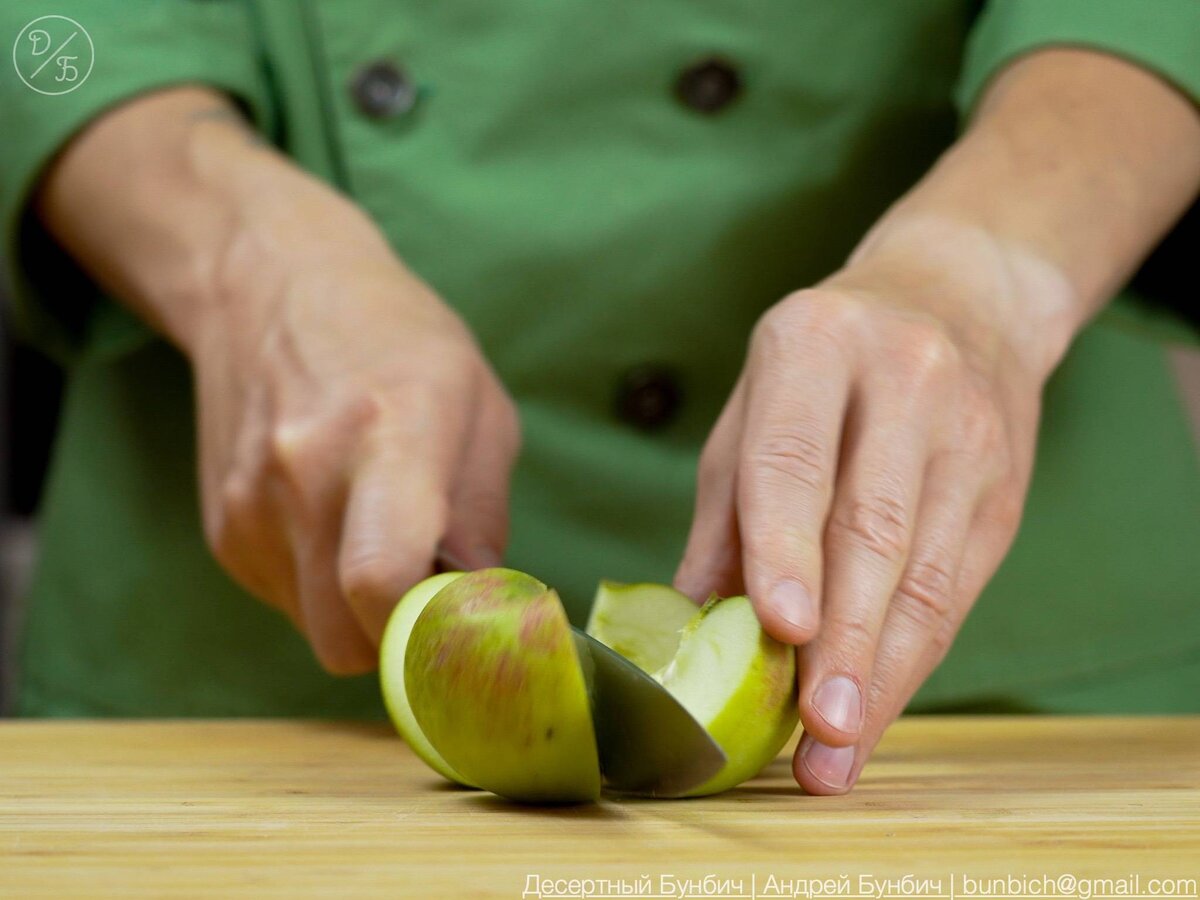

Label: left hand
[674,219,1057,794]
[672,47,1200,794]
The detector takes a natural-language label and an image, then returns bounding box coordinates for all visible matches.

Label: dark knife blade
[571,628,725,798]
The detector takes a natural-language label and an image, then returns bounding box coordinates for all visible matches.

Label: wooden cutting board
[1,717,1197,898]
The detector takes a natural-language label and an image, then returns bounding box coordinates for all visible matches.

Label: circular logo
[13,15,94,95]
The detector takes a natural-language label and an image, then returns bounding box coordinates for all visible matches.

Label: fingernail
[768,579,817,634]
[812,675,862,734]
[802,740,856,789]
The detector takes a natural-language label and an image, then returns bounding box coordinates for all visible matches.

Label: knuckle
[342,389,391,430]
[749,431,830,495]
[339,553,408,605]
[893,323,959,383]
[753,291,861,359]
[982,488,1025,535]
[924,619,959,661]
[266,420,317,475]
[204,476,254,559]
[957,391,1006,453]
[465,486,509,519]
[893,556,958,626]
[829,490,911,563]
[313,638,376,676]
[750,301,797,354]
[217,473,256,519]
[819,613,876,656]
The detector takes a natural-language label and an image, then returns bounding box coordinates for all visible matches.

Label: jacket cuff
[957,0,1200,117]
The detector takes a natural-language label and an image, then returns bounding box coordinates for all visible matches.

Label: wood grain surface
[1,717,1197,898]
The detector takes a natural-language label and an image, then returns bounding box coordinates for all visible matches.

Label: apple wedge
[588,583,798,797]
[379,571,474,786]
[404,568,601,803]
[585,580,698,675]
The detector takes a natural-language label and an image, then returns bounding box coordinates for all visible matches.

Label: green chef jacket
[2,1,1199,718]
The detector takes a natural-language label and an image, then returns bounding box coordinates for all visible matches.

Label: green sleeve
[957,0,1200,345]
[958,0,1200,115]
[0,1,272,363]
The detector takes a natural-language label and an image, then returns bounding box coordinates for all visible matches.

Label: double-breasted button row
[349,55,742,120]
[347,53,719,434]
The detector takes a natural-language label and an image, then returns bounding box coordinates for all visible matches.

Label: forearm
[836,49,1200,376]
[34,86,395,354]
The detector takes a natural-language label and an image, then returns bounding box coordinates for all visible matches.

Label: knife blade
[571,628,725,798]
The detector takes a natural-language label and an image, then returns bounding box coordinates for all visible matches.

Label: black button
[675,56,742,114]
[615,365,684,431]
[350,61,418,119]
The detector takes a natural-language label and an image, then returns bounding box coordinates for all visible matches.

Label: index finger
[337,393,468,643]
[737,311,852,644]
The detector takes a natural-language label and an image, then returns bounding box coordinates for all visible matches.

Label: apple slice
[658,596,798,795]
[379,571,474,786]
[587,586,798,797]
[585,580,698,675]
[404,568,601,803]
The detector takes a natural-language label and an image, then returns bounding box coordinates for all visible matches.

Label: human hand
[675,217,1057,793]
[35,87,521,675]
[674,43,1200,793]
[186,212,520,674]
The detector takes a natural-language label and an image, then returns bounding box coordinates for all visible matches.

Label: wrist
[828,211,1082,381]
[181,128,400,359]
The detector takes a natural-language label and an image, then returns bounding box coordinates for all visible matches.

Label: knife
[571,628,726,798]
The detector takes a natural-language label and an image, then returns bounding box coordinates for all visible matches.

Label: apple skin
[379,571,474,786]
[404,568,601,804]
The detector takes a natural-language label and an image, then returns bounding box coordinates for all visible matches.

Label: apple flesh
[584,580,698,675]
[404,568,601,803]
[588,583,798,797]
[378,571,473,786]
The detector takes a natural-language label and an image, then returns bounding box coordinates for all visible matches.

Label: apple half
[403,568,601,803]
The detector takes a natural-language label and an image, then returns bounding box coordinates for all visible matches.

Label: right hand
[187,206,520,674]
[34,87,521,674]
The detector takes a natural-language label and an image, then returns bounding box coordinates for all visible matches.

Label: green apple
[404,568,600,804]
[588,583,798,797]
[379,571,474,786]
[389,569,796,803]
